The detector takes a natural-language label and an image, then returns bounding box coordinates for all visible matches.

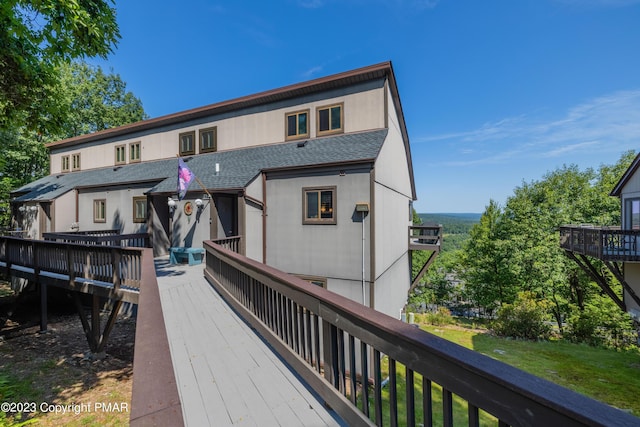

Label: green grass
[423,324,640,415]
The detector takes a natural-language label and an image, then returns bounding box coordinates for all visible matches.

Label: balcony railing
[43,230,151,248]
[409,224,442,251]
[560,225,640,261]
[204,240,638,426]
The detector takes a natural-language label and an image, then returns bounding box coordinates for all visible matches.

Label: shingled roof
[13,129,388,201]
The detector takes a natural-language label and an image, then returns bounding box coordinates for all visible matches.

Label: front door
[214,195,237,238]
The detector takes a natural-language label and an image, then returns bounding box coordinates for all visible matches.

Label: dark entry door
[215,195,237,237]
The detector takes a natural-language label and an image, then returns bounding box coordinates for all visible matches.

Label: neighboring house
[561,152,640,320]
[11,61,431,317]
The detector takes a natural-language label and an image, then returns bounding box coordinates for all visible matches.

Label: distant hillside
[418,213,480,233]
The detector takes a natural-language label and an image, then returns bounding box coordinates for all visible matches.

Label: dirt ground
[0,289,135,426]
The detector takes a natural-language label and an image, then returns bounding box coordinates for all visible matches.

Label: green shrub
[411,307,454,326]
[565,299,638,350]
[492,292,551,340]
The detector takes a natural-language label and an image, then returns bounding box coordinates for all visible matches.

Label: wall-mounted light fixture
[168,197,177,217]
[18,206,26,213]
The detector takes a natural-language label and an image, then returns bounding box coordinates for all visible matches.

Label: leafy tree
[0,62,146,226]
[0,0,120,132]
[461,199,516,314]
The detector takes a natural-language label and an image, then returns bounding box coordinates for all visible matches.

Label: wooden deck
[154,257,345,426]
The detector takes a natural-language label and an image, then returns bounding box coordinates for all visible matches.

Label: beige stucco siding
[49,85,386,174]
[244,177,264,262]
[624,263,640,315]
[265,166,371,286]
[53,191,77,231]
[76,185,150,234]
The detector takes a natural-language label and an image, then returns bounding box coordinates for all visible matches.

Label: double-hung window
[317,103,343,136]
[72,154,81,171]
[61,156,70,173]
[303,186,336,224]
[133,196,147,223]
[130,142,141,162]
[199,127,217,153]
[115,145,126,165]
[179,131,195,156]
[93,199,106,223]
[285,110,309,140]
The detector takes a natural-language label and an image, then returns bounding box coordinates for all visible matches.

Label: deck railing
[204,240,638,427]
[409,224,442,251]
[560,225,640,261]
[211,235,242,254]
[0,237,145,301]
[43,231,150,248]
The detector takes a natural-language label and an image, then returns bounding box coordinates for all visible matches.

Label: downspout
[262,172,267,264]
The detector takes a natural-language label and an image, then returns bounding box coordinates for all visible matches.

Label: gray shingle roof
[13,129,388,201]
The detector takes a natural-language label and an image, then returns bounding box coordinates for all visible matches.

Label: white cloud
[417,89,640,167]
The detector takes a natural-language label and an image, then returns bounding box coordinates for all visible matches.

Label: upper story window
[72,153,81,171]
[115,145,126,165]
[133,196,147,223]
[303,186,336,225]
[61,156,70,173]
[625,198,640,230]
[317,103,343,136]
[93,199,106,223]
[130,142,141,163]
[200,127,217,153]
[285,109,309,140]
[179,131,195,156]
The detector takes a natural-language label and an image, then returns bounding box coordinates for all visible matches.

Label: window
[129,142,141,162]
[133,196,147,223]
[72,153,81,171]
[199,127,217,153]
[317,103,343,136]
[179,131,195,156]
[93,199,106,223]
[303,186,336,224]
[61,156,70,173]
[115,145,126,165]
[626,198,640,230]
[285,110,309,140]
[297,275,327,288]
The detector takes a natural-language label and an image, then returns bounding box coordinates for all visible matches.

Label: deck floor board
[155,258,344,426]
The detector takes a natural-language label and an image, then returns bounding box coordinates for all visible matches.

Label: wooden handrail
[43,232,150,248]
[0,237,145,298]
[204,240,639,426]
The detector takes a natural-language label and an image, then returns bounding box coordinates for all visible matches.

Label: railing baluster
[389,358,398,427]
[374,349,383,426]
[423,377,432,427]
[443,388,453,427]
[361,341,370,417]
[349,335,356,404]
[468,403,479,427]
[406,368,415,427]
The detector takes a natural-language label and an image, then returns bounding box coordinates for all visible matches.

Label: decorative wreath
[184,201,193,216]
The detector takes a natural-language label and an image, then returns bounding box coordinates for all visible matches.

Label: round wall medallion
[184,201,193,216]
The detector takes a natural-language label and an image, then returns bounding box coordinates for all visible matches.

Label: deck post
[39,283,47,332]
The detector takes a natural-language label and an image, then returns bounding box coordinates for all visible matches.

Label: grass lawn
[421,323,640,416]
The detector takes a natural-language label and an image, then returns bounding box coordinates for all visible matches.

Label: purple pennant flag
[177,158,194,200]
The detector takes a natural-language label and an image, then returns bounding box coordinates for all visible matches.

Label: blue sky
[90,0,640,213]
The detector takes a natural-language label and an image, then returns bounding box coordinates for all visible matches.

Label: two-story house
[11,61,437,318]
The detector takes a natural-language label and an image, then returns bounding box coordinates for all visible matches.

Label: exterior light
[168,197,177,209]
[195,198,203,208]
[18,206,26,212]
[29,206,38,212]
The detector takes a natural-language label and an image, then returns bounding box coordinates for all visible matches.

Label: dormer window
[317,103,343,136]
